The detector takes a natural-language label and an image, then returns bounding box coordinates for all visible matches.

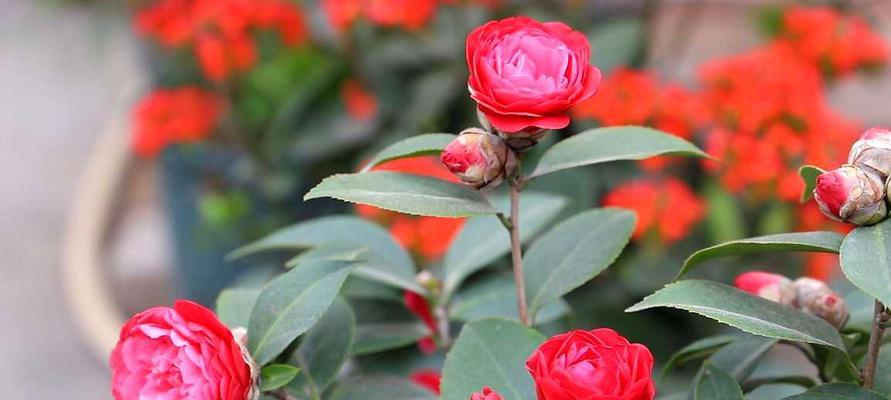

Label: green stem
[509,180,530,326]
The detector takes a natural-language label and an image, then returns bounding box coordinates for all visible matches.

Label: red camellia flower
[471,386,503,400]
[410,369,442,395]
[603,178,705,245]
[526,329,655,400]
[734,271,796,305]
[109,301,255,400]
[466,16,601,136]
[342,79,379,121]
[132,87,223,157]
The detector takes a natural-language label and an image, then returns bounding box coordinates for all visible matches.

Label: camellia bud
[471,386,503,400]
[792,278,849,328]
[734,271,796,305]
[848,127,891,179]
[441,128,517,190]
[813,165,887,226]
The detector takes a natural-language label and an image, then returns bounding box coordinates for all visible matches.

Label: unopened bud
[471,387,504,400]
[441,128,517,190]
[848,127,891,179]
[814,165,887,226]
[792,278,849,328]
[734,271,796,305]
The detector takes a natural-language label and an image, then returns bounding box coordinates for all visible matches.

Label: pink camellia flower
[466,16,601,138]
[814,165,887,225]
[441,128,517,189]
[848,126,891,179]
[526,329,655,400]
[734,271,796,305]
[471,386,503,400]
[109,300,256,400]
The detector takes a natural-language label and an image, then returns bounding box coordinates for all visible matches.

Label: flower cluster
[132,87,223,157]
[135,0,308,81]
[356,156,465,262]
[322,0,500,33]
[777,5,888,77]
[736,271,849,328]
[813,127,891,226]
[603,178,705,245]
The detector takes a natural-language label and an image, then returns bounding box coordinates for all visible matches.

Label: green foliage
[450,274,569,325]
[351,300,429,356]
[586,18,644,74]
[660,335,737,380]
[530,126,708,178]
[287,297,356,399]
[305,171,498,217]
[361,133,456,172]
[706,335,777,382]
[440,319,545,400]
[442,192,568,300]
[799,165,825,202]
[840,219,891,306]
[678,231,844,278]
[693,362,744,400]
[627,280,846,350]
[249,259,356,365]
[524,208,636,321]
[216,288,260,328]
[782,384,887,400]
[260,364,301,391]
[329,377,437,400]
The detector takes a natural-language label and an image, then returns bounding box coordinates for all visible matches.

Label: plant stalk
[863,300,887,389]
[509,180,530,326]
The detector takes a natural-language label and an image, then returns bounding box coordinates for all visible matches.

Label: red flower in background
[410,369,442,395]
[403,291,439,354]
[135,0,308,81]
[356,157,465,262]
[603,178,705,245]
[573,68,703,170]
[342,79,378,121]
[779,5,888,77]
[132,87,223,157]
[321,0,438,32]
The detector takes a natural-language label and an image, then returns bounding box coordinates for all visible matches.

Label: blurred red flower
[603,178,705,245]
[342,79,378,121]
[132,87,223,157]
[410,369,442,395]
[355,157,465,262]
[135,0,308,81]
[779,5,888,77]
[321,0,438,32]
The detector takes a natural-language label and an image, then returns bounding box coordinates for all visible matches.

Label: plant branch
[862,300,888,389]
[497,212,513,231]
[509,180,530,326]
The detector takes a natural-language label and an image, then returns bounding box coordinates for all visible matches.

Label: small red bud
[814,165,886,226]
[471,386,504,400]
[849,127,891,178]
[735,271,796,305]
[441,128,517,190]
[792,278,849,328]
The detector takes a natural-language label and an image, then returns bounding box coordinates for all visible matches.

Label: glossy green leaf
[525,208,636,320]
[441,318,545,400]
[799,165,825,202]
[229,216,422,294]
[530,126,708,178]
[361,133,456,172]
[627,280,845,350]
[840,219,891,306]
[450,274,569,325]
[249,260,356,365]
[586,18,643,74]
[287,297,355,399]
[329,377,436,400]
[678,231,844,279]
[660,335,736,380]
[216,288,260,328]
[694,362,744,400]
[260,364,300,391]
[782,383,886,399]
[285,243,369,267]
[742,376,817,392]
[707,335,778,382]
[442,192,568,300]
[352,322,429,355]
[304,171,497,217]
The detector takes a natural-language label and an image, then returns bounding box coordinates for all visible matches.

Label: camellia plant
[108,12,891,400]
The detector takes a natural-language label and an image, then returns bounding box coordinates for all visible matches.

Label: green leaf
[441,318,546,400]
[840,219,891,306]
[660,335,737,380]
[587,18,643,74]
[229,216,422,294]
[782,383,886,399]
[329,377,437,400]
[799,165,825,202]
[249,260,356,365]
[442,192,568,300]
[694,362,744,400]
[678,231,844,279]
[525,208,636,320]
[707,335,778,382]
[626,280,846,350]
[287,297,355,399]
[216,288,260,328]
[361,133,456,172]
[742,376,817,392]
[285,243,369,267]
[305,171,497,217]
[530,126,708,178]
[260,364,300,391]
[450,274,569,325]
[352,322,429,355]
[704,181,746,243]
